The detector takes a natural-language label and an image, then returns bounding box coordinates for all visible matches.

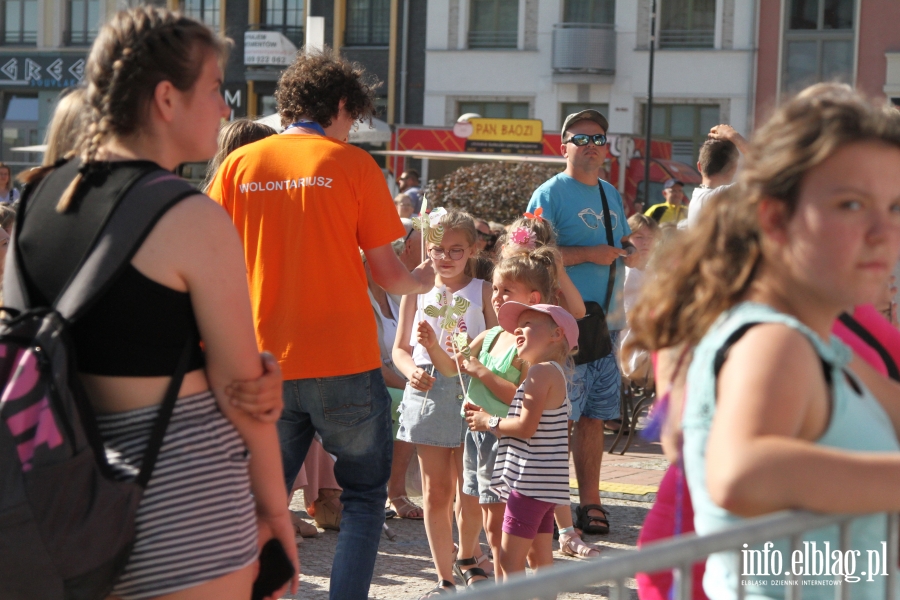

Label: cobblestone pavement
[283,431,666,599]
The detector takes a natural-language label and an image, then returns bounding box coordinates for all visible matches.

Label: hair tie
[524,207,544,223]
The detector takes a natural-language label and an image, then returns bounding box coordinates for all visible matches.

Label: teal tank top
[463,326,521,418]
[684,302,900,600]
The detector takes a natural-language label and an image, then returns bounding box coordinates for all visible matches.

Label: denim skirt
[397,368,468,447]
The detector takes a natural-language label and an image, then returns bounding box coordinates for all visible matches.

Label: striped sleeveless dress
[490,361,571,504]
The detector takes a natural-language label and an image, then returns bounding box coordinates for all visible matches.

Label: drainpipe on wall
[399,0,410,125]
[643,0,658,208]
[747,0,759,132]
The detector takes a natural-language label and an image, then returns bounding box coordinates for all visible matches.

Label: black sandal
[418,580,456,598]
[575,504,610,535]
[452,557,490,586]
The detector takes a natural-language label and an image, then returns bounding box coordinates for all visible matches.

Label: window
[262,0,304,46]
[345,0,390,46]
[459,101,529,119]
[560,103,609,130]
[1,94,38,165]
[468,0,518,49]
[659,0,715,49]
[65,0,99,46]
[783,0,854,95]
[641,103,719,164]
[563,0,614,24]
[259,94,277,117]
[1,0,37,45]
[182,0,220,29]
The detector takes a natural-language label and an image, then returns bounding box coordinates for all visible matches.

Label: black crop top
[16,159,206,377]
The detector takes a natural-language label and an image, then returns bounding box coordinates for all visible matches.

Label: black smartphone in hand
[251,539,295,600]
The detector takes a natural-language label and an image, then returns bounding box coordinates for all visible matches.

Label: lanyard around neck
[285,121,326,136]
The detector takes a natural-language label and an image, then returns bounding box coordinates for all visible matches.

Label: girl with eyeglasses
[393,209,498,597]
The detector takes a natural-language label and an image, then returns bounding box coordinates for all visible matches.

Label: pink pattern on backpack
[1,348,63,471]
[2,348,40,401]
[9,398,62,471]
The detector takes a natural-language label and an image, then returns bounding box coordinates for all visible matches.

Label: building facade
[232,0,427,124]
[423,0,759,166]
[0,0,125,170]
[0,0,426,170]
[754,0,900,126]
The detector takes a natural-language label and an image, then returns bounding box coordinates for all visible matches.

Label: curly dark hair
[275,48,379,128]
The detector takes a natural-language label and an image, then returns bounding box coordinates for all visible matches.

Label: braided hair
[54,6,228,211]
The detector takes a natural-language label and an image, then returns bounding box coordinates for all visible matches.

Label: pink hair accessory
[510,226,536,249]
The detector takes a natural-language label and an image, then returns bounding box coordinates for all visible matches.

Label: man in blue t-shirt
[527,109,635,535]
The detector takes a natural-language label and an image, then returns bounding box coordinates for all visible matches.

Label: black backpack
[0,161,197,599]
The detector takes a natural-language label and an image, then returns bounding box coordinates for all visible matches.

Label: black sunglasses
[565,133,607,147]
[477,231,494,241]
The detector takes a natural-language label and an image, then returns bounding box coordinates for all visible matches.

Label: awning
[255,114,393,145]
[371,149,566,164]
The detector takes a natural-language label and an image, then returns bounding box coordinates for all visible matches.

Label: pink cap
[498,302,579,351]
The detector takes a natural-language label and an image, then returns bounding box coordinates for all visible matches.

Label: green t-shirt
[463,326,521,417]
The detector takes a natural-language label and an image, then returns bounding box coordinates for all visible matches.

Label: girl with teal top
[627,83,900,600]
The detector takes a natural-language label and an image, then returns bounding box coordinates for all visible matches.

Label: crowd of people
[5,6,900,600]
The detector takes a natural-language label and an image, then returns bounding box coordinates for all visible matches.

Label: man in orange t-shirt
[208,51,432,600]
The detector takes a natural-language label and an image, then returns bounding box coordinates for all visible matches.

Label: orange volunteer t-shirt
[208,133,406,380]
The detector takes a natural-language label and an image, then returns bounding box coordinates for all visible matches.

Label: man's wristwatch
[488,416,501,434]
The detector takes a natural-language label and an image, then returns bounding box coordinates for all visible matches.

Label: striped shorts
[96,391,258,599]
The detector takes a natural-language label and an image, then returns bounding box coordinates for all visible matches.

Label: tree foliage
[423,162,563,224]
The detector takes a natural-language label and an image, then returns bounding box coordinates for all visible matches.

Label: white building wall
[424,0,757,137]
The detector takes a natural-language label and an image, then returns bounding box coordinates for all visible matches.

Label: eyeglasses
[565,133,607,147]
[477,231,494,242]
[428,247,467,261]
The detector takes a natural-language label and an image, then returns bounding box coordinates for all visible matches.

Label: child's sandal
[559,532,601,558]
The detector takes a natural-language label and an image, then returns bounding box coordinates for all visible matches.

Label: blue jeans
[277,368,393,600]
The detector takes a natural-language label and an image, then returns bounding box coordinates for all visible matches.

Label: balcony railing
[659,28,714,48]
[467,30,518,49]
[552,23,615,74]
[63,29,96,46]
[1,30,37,45]
[247,23,304,48]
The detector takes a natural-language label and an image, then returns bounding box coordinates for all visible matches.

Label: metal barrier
[460,510,900,600]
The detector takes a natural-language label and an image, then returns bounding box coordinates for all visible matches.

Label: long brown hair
[201,119,276,192]
[628,83,900,352]
[42,88,86,166]
[48,7,229,211]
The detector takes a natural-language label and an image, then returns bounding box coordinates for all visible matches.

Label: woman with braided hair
[12,7,297,600]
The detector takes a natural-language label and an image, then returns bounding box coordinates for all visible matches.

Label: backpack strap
[54,170,197,321]
[649,204,668,223]
[837,312,900,382]
[7,164,199,488]
[597,181,616,313]
[713,321,832,387]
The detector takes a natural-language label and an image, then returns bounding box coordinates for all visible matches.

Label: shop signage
[467,118,543,143]
[244,31,297,66]
[454,117,544,154]
[0,54,86,88]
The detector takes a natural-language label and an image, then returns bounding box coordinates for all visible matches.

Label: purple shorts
[502,489,557,540]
